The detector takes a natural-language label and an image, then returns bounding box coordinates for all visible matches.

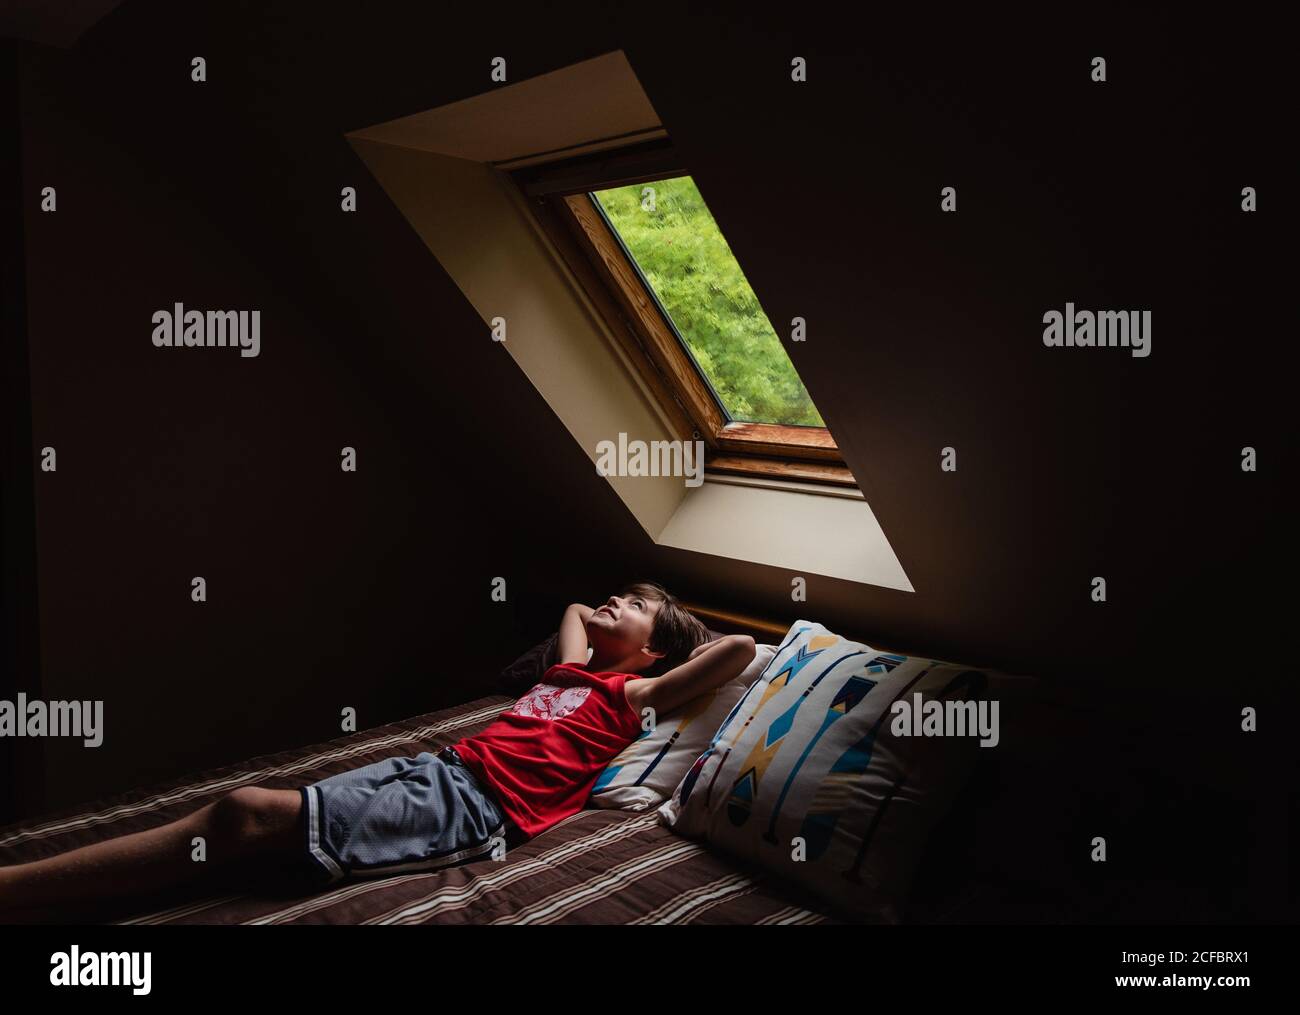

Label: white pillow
[589,643,778,811]
[657,621,992,923]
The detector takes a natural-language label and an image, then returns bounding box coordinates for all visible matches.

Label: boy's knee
[210,787,300,847]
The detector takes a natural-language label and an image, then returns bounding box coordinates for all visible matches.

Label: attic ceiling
[13,4,1280,692]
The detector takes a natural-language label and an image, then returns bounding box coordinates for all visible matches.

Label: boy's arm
[557,603,595,666]
[634,635,756,719]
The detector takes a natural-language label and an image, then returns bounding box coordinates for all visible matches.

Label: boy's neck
[587,649,647,675]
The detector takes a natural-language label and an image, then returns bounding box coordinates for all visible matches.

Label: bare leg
[0,786,304,923]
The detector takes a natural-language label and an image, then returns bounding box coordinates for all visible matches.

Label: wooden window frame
[510,142,856,489]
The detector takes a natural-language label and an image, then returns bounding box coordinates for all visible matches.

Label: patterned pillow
[589,644,778,811]
[657,621,992,923]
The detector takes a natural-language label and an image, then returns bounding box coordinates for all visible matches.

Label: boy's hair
[622,581,711,678]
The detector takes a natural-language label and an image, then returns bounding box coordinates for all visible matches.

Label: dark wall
[12,3,1286,824]
[15,3,643,811]
[2,39,46,825]
[623,15,1288,696]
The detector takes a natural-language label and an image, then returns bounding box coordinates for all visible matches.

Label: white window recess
[346,50,914,592]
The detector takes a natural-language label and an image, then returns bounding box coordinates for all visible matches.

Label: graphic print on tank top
[509,683,592,721]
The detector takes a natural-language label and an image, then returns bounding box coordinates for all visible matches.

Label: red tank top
[450,663,645,838]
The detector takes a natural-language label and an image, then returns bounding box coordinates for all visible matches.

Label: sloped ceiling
[18,2,1281,696]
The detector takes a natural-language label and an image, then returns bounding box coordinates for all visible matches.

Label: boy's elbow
[730,634,756,663]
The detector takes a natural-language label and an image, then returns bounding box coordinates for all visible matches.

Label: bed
[0,604,1090,925]
[0,692,853,924]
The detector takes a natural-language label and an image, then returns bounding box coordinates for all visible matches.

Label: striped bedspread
[0,695,841,925]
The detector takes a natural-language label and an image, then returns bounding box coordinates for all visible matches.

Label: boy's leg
[0,786,304,923]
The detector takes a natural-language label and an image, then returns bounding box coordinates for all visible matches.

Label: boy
[0,582,756,923]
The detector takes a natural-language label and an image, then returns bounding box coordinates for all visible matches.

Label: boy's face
[586,592,664,668]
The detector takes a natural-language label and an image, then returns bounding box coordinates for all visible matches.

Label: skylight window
[590,177,824,428]
[515,140,854,488]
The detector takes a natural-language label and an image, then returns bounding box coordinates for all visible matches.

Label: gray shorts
[299,747,519,885]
